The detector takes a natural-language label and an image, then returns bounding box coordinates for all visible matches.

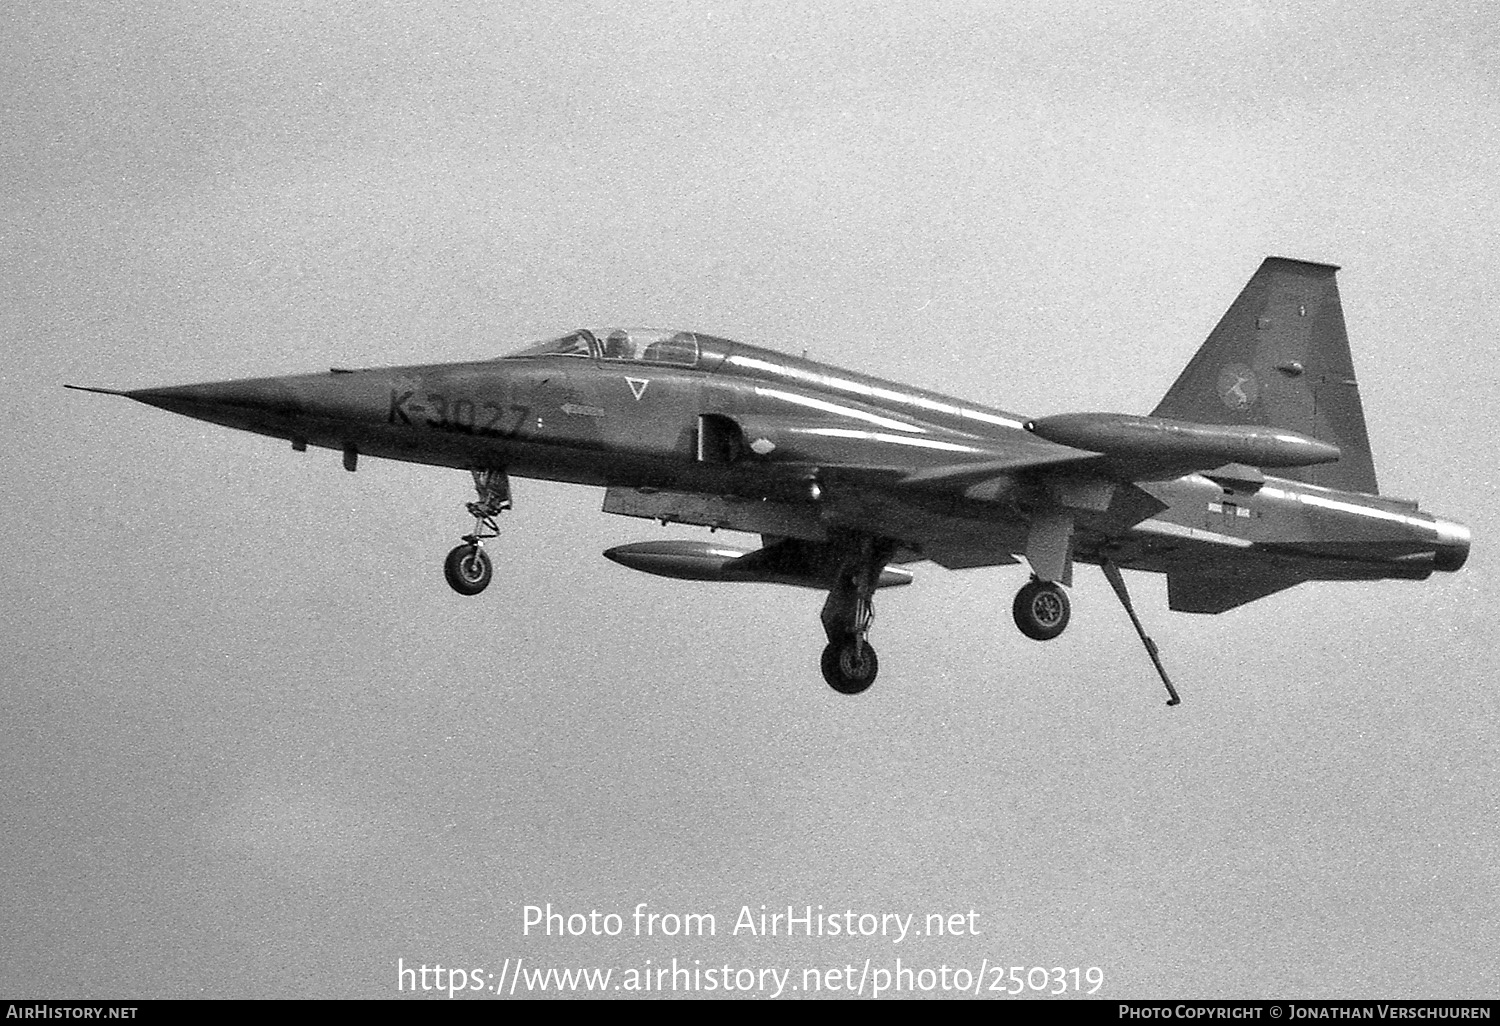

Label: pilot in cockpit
[603,329,631,360]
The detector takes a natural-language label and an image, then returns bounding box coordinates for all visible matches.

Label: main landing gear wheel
[444,544,493,595]
[817,533,896,696]
[1013,579,1070,641]
[821,637,879,695]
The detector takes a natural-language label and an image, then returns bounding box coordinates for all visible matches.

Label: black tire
[820,638,879,695]
[444,544,493,595]
[1013,580,1070,641]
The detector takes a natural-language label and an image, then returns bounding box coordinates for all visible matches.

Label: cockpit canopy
[505,328,701,368]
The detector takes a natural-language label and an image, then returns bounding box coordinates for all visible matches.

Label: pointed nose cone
[125,378,301,418]
[74,369,403,443]
[114,376,307,437]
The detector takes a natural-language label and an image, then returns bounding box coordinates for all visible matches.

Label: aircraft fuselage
[112,336,1468,591]
[71,260,1473,699]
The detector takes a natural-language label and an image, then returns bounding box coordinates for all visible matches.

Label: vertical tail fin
[1151,257,1379,494]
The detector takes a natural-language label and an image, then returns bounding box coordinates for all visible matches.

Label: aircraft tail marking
[1151,257,1380,495]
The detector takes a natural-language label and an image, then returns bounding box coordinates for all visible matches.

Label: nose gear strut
[444,469,511,596]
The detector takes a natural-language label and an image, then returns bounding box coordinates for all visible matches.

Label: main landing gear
[1012,577,1071,641]
[818,535,895,695]
[444,469,511,596]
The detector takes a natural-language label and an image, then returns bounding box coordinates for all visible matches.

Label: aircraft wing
[615,379,1350,580]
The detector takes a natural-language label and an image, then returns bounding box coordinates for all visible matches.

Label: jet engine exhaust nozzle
[1432,518,1471,572]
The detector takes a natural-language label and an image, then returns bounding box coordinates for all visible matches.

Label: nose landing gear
[444,469,510,596]
[444,543,493,595]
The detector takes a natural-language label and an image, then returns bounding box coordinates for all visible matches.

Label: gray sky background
[4,0,1498,1000]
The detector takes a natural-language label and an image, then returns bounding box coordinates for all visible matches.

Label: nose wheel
[444,468,509,596]
[445,544,493,595]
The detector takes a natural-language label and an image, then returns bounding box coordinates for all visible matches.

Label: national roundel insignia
[1216,364,1259,412]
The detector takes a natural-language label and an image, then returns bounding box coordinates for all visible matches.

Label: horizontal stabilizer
[1167,572,1301,613]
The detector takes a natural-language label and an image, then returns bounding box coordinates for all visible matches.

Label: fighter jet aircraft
[68,258,1470,702]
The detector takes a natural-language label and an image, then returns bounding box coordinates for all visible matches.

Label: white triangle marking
[626,377,650,400]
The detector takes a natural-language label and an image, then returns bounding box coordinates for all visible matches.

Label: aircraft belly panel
[817,485,1032,566]
[919,543,1022,570]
